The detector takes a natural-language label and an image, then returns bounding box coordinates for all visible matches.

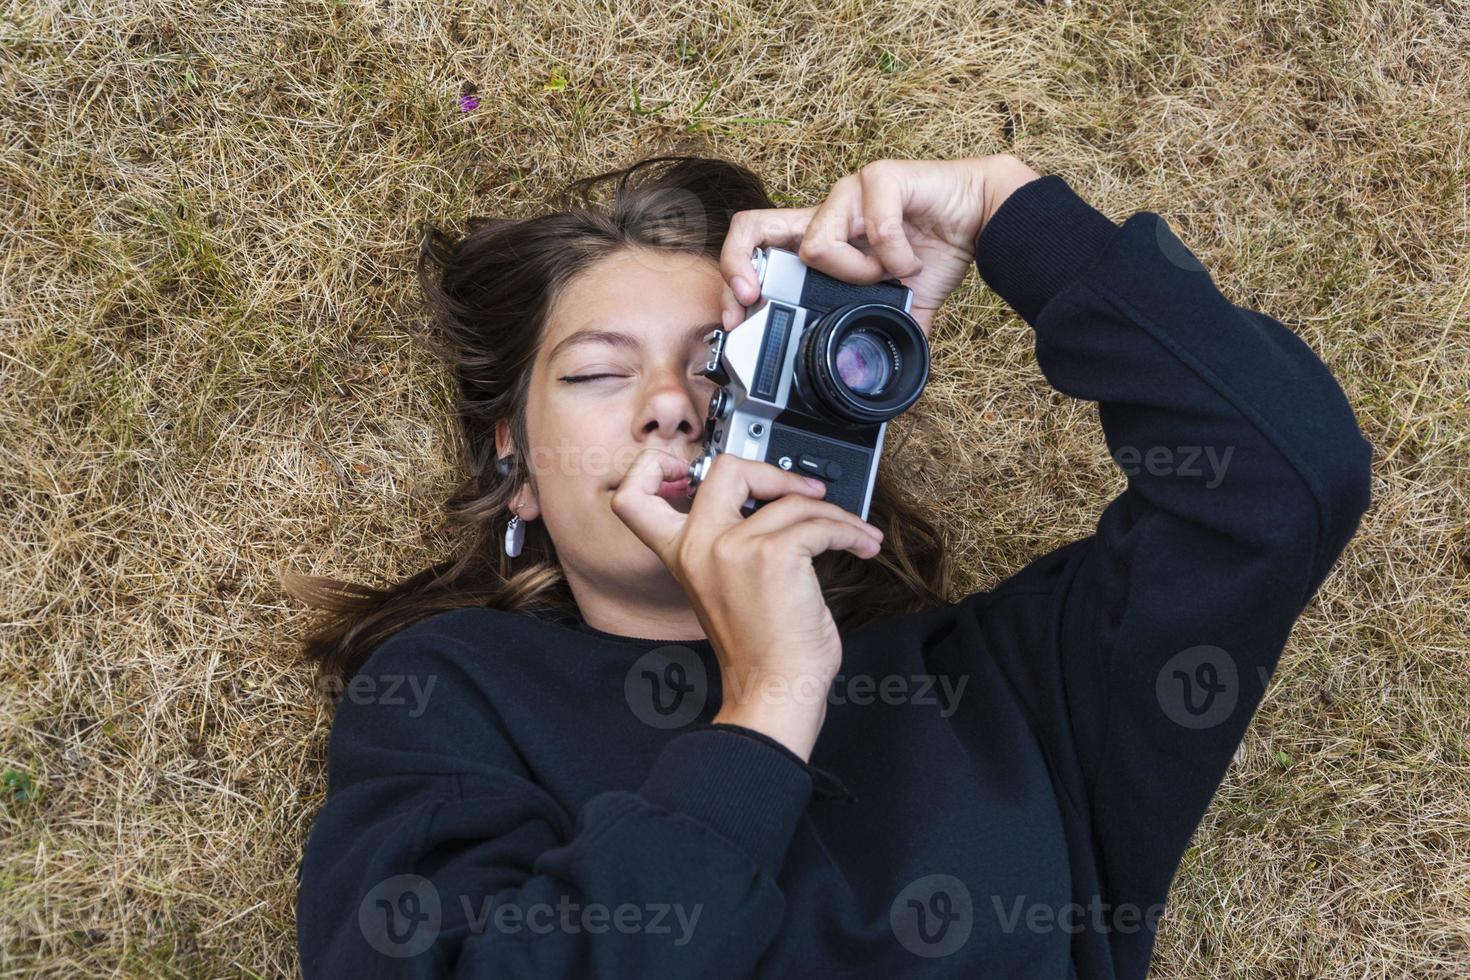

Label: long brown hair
[281,154,954,687]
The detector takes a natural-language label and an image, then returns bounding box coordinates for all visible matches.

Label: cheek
[534,424,626,502]
[566,424,623,488]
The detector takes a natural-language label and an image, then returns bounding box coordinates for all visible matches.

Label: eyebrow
[547,321,722,364]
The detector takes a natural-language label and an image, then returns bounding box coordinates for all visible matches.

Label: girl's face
[499,247,728,603]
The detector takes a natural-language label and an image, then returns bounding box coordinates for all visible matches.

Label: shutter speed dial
[706,388,728,422]
[687,453,713,489]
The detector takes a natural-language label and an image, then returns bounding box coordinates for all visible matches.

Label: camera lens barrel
[795,303,930,425]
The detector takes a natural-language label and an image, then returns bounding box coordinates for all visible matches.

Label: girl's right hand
[611,448,884,760]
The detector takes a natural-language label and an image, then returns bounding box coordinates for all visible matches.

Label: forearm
[713,669,830,762]
[301,633,819,978]
[973,173,1371,573]
[966,174,1371,976]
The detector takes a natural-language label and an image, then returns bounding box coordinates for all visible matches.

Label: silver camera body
[686,247,931,521]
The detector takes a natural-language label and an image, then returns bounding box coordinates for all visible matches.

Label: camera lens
[796,303,929,425]
[834,329,895,396]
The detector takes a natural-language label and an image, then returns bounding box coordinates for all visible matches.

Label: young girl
[288,154,1371,978]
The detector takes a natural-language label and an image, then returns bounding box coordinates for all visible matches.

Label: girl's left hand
[719,154,1039,337]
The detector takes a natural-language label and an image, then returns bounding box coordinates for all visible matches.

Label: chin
[617,547,684,593]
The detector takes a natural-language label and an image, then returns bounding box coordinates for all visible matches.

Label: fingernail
[734,276,753,303]
[721,308,733,329]
[804,477,826,492]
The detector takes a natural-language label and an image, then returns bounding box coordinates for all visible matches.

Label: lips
[658,477,691,499]
[605,473,694,515]
[609,458,698,496]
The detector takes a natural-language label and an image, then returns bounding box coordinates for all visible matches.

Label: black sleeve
[964,175,1372,975]
[295,630,814,978]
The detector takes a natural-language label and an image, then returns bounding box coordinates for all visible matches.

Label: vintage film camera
[686,247,931,521]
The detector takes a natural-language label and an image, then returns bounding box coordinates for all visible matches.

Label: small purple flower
[458,93,480,112]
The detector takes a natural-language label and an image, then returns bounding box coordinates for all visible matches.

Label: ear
[494,420,541,521]
[494,419,514,461]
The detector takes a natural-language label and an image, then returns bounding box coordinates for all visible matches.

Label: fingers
[720,161,928,329]
[719,280,745,333]
[759,516,884,561]
[720,206,816,327]
[858,162,923,279]
[690,453,827,527]
[737,491,882,546]
[798,175,888,285]
[608,448,690,562]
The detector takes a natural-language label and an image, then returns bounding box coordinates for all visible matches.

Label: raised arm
[295,624,814,978]
[963,175,1372,975]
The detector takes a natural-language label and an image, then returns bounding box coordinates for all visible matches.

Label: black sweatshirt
[295,175,1372,979]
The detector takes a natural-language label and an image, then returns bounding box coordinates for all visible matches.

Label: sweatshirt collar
[566,612,716,652]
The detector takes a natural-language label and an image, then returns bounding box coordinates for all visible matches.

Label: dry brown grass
[2,0,1467,975]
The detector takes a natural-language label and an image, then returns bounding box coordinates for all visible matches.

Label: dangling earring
[497,456,526,558]
[504,503,525,558]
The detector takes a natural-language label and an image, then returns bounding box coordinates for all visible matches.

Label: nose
[634,367,706,449]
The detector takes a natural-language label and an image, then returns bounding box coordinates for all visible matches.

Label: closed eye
[559,372,717,384]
